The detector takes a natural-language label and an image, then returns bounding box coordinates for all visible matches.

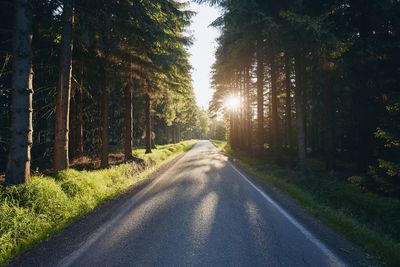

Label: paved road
[58,141,345,267]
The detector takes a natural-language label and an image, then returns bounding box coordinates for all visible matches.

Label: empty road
[50,140,345,267]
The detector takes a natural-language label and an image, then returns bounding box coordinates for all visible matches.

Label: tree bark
[6,0,33,184]
[77,69,84,158]
[229,111,234,147]
[245,66,252,153]
[284,52,293,149]
[295,53,307,174]
[69,87,76,160]
[172,124,177,144]
[324,74,336,171]
[54,0,74,171]
[353,3,375,172]
[256,41,265,154]
[100,84,109,168]
[239,72,245,149]
[270,49,279,156]
[124,83,133,160]
[145,93,152,154]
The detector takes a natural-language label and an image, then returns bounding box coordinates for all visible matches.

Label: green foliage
[209,118,226,141]
[0,141,195,265]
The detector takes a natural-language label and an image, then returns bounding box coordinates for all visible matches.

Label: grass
[212,140,400,267]
[0,140,196,266]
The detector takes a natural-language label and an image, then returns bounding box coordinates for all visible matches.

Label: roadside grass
[212,140,400,267]
[0,140,196,266]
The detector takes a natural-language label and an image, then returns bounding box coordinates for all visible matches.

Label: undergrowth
[0,140,195,265]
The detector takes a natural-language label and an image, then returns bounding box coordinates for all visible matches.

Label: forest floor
[0,140,196,265]
[212,140,400,267]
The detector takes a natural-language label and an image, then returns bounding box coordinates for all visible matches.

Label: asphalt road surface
[49,140,346,267]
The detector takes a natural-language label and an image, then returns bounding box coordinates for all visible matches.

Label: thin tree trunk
[100,84,109,168]
[124,83,133,160]
[172,124,176,144]
[239,72,245,149]
[177,124,181,143]
[229,111,234,147]
[354,5,375,172]
[77,69,84,158]
[245,66,252,152]
[324,74,336,171]
[270,50,279,156]
[145,93,152,154]
[284,52,293,149]
[295,53,307,174]
[69,88,76,160]
[54,0,74,171]
[6,0,33,184]
[256,40,264,154]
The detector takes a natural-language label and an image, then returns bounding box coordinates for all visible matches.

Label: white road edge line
[227,161,347,267]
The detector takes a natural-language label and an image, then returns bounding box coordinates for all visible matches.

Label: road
[50,140,345,267]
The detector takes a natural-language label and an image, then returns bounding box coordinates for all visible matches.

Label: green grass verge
[212,140,400,267]
[0,140,196,265]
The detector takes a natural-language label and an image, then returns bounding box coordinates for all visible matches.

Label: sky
[187,2,221,109]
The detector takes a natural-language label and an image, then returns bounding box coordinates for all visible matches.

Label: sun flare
[225,95,240,110]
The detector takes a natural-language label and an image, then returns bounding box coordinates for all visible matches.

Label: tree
[6,0,33,184]
[294,53,307,174]
[124,81,133,160]
[256,39,264,154]
[145,92,152,154]
[54,0,74,171]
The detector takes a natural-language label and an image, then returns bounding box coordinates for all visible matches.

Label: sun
[225,95,240,110]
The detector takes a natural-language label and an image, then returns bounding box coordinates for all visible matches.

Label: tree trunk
[239,72,245,149]
[145,93,152,154]
[310,83,319,154]
[177,124,181,143]
[69,88,76,160]
[124,83,133,160]
[172,124,177,144]
[284,52,293,149]
[295,53,307,174]
[270,50,279,156]
[354,4,375,173]
[100,84,109,168]
[6,0,33,184]
[256,40,264,154]
[229,111,234,147]
[324,74,336,171]
[245,66,252,153]
[77,69,84,158]
[54,0,74,171]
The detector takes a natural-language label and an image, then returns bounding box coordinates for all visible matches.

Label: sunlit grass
[211,140,400,267]
[0,140,196,265]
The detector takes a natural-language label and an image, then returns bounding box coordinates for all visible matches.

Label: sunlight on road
[190,192,219,250]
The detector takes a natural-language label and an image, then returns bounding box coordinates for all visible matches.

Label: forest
[1,0,400,265]
[205,0,400,196]
[0,0,209,184]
